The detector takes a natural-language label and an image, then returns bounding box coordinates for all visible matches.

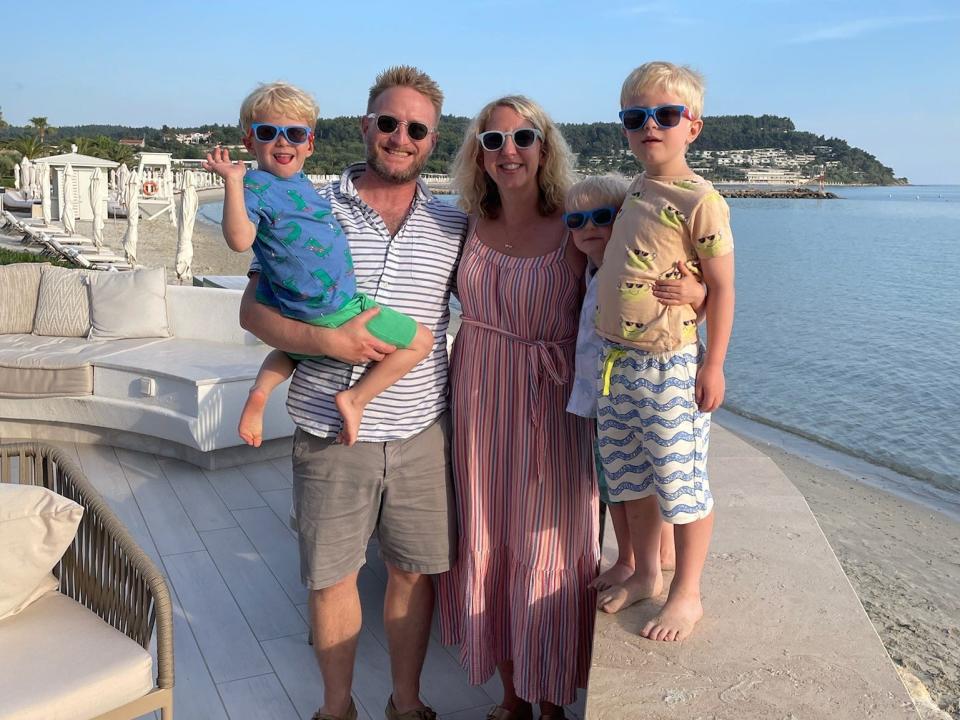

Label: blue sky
[3,0,957,183]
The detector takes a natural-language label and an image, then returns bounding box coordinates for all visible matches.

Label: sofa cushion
[0,335,165,397]
[0,591,154,720]
[0,484,83,621]
[0,263,47,335]
[89,267,171,339]
[32,266,95,338]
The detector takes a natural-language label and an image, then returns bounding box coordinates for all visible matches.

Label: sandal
[311,698,358,720]
[486,703,534,720]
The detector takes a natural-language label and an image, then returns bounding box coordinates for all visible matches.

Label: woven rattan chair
[0,443,173,719]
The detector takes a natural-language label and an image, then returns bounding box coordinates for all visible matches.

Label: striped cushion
[0,264,46,335]
[32,266,95,338]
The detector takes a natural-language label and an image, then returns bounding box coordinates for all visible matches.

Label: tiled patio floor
[22,441,585,720]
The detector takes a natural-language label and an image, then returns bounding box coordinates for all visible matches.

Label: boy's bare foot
[640,590,703,642]
[334,390,364,446]
[597,570,663,614]
[589,561,634,592]
[238,387,268,447]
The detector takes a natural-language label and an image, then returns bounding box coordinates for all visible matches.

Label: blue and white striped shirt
[252,163,467,441]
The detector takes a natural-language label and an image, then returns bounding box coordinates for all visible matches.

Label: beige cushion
[0,591,154,720]
[0,484,83,620]
[88,267,171,339]
[0,263,46,334]
[0,334,170,397]
[32,266,95,337]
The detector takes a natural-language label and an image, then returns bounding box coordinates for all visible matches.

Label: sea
[198,185,960,512]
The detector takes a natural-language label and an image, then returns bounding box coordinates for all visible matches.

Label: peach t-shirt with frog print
[595,172,734,354]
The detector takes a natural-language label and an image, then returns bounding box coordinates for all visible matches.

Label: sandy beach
[724,423,960,718]
[74,208,252,281]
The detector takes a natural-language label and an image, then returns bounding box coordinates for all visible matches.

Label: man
[239,66,466,720]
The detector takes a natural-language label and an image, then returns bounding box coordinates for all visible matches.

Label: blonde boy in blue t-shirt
[204,82,433,447]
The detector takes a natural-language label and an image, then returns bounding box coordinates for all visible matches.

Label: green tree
[29,116,52,142]
[0,108,8,130]
[3,135,50,159]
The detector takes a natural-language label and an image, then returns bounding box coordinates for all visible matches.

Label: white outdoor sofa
[0,264,293,469]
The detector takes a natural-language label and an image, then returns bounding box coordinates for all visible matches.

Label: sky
[2,0,958,184]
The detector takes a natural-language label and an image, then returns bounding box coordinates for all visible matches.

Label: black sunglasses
[366,113,433,141]
[476,128,543,152]
[562,206,618,230]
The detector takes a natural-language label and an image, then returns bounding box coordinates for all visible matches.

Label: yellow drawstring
[602,348,626,396]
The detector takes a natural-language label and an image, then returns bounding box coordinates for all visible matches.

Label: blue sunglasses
[618,105,694,131]
[562,206,618,230]
[249,122,313,145]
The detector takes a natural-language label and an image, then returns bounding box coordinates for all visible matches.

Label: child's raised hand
[653,260,706,310]
[202,147,246,182]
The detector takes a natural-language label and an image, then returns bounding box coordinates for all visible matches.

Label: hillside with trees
[0,113,903,185]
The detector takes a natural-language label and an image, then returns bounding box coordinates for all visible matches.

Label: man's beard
[366,144,430,185]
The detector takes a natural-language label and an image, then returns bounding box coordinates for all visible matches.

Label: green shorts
[288,293,418,361]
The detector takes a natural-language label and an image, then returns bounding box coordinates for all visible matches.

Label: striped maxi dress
[437,227,599,705]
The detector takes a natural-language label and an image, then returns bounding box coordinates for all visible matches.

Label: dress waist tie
[461,316,575,483]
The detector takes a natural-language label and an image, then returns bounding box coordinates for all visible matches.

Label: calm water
[723,186,960,497]
[200,185,960,500]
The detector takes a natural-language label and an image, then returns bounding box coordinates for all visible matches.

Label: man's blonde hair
[239,82,319,132]
[452,95,574,219]
[620,62,706,119]
[566,173,630,212]
[367,66,444,121]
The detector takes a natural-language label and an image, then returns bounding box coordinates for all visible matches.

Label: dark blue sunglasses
[618,105,694,131]
[562,206,618,230]
[249,123,313,145]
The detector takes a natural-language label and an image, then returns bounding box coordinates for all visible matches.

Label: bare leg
[597,496,664,613]
[336,324,433,445]
[496,661,533,717]
[310,572,361,717]
[239,349,295,447]
[660,522,676,571]
[384,564,433,713]
[641,512,714,642]
[590,501,635,591]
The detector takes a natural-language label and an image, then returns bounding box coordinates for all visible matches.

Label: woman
[437,96,599,720]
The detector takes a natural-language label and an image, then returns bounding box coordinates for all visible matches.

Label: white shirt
[567,264,603,419]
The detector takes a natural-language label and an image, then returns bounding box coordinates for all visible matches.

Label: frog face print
[618,279,651,299]
[626,248,657,271]
[620,318,646,340]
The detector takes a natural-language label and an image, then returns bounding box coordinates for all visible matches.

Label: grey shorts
[291,413,456,590]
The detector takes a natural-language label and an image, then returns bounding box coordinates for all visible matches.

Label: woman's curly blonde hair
[452,95,574,218]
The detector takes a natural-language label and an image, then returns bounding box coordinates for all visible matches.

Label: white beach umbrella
[175,171,198,284]
[62,163,77,235]
[20,157,33,200]
[122,170,140,264]
[38,163,51,225]
[90,167,105,248]
[116,163,130,206]
[13,162,20,191]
